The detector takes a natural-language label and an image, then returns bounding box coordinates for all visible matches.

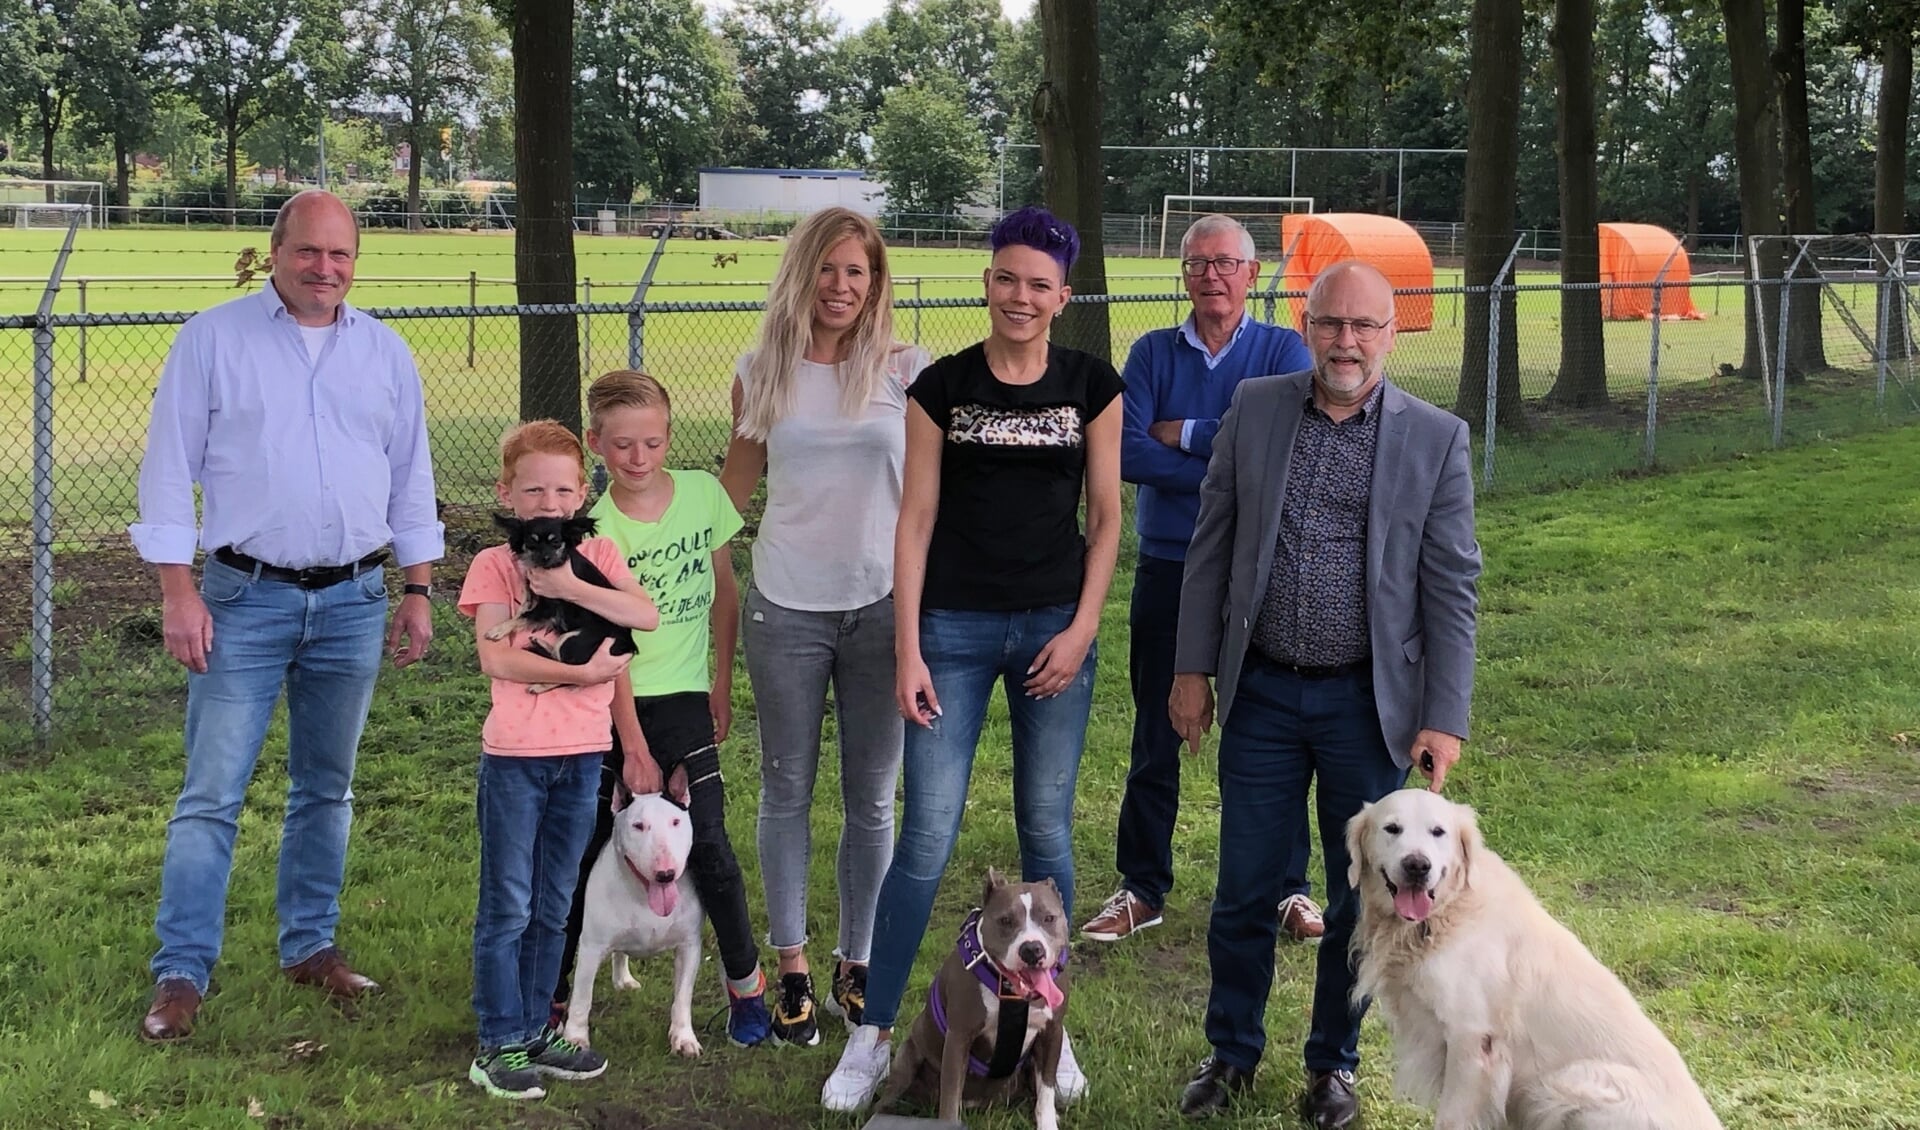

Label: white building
[697,167,886,216]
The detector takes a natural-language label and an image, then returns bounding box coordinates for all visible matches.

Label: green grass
[5,227,1909,547]
[2,426,1918,1127]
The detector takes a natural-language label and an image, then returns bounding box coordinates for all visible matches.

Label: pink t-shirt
[458,538,628,757]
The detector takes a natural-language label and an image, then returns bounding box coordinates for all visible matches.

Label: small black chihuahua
[483,513,636,693]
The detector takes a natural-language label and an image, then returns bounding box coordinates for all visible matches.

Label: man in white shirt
[130,190,444,1042]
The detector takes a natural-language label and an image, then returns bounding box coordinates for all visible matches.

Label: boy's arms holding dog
[526,557,661,631]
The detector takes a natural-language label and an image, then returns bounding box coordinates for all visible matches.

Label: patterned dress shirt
[1250,380,1385,666]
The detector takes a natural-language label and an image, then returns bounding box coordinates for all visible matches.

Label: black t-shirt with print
[908,342,1124,611]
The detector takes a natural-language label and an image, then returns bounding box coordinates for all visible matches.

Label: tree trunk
[1034,0,1110,362]
[39,91,58,196]
[225,117,241,229]
[1775,0,1824,375]
[115,133,130,220]
[1875,28,1911,359]
[511,0,582,431]
[1547,0,1607,408]
[407,105,425,232]
[1454,0,1526,433]
[1722,0,1783,380]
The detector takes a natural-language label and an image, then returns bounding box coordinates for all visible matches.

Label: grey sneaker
[527,1025,608,1080]
[469,1045,545,1100]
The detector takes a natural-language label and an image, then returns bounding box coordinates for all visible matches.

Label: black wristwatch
[403,582,433,599]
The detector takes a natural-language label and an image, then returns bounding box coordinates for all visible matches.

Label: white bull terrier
[562,789,705,1057]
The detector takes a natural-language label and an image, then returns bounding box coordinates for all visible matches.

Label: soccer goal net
[0,179,106,229]
[1160,195,1315,259]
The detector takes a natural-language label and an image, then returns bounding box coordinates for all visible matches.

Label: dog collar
[956,907,1070,1000]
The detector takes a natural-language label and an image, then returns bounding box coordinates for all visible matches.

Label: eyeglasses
[1305,315,1394,341]
[1181,256,1250,278]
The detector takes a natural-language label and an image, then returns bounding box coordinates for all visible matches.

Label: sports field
[0,228,1895,544]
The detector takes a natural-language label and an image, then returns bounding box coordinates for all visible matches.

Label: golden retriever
[1346,789,1723,1129]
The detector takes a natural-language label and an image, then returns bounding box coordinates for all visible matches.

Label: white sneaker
[822,1024,891,1112]
[1055,1028,1087,1104]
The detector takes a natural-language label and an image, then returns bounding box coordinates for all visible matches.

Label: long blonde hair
[737,207,897,441]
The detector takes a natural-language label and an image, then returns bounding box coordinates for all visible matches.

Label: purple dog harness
[926,907,1070,1079]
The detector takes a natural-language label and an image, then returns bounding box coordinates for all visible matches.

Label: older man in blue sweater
[1082,215,1322,945]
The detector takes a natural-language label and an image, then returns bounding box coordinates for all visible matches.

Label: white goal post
[0,179,107,228]
[1160,194,1314,259]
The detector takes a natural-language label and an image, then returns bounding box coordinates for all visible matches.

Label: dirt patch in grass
[1789,763,1920,806]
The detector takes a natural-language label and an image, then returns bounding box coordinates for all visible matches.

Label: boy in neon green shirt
[551,369,773,1046]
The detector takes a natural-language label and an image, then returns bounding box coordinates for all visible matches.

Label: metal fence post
[77,278,88,383]
[466,270,477,368]
[914,278,923,345]
[1876,258,1890,415]
[1483,238,1523,490]
[582,277,592,373]
[628,225,673,370]
[30,218,81,746]
[1645,277,1664,468]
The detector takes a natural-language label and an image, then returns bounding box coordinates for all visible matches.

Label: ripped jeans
[861,603,1096,1031]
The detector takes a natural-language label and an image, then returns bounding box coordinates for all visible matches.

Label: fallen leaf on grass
[1893,732,1910,746]
[247,1096,266,1119]
[88,1091,116,1109]
[286,1039,328,1060]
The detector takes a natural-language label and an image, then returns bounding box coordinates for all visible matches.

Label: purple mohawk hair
[989,206,1080,277]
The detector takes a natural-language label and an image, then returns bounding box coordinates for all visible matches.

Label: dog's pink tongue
[1018,969,1065,1009]
[646,875,678,918]
[1394,885,1433,922]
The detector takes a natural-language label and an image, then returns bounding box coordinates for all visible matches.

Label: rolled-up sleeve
[128,320,211,564]
[384,345,444,568]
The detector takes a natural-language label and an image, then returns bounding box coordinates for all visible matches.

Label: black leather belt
[212,547,387,589]
[1252,652,1369,679]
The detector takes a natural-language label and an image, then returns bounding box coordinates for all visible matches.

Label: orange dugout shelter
[1278,213,1435,332]
[1598,222,1704,320]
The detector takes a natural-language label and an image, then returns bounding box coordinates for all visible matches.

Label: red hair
[497,419,587,486]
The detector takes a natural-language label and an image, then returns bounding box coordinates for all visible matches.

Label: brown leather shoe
[1279,893,1326,942]
[285,947,381,999]
[1080,888,1164,942]
[140,978,202,1043]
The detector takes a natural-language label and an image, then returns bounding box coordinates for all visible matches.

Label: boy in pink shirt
[458,420,660,1100]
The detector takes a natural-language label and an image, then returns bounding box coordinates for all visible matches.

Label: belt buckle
[295,566,331,589]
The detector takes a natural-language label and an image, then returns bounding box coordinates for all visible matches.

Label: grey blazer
[1173,371,1482,768]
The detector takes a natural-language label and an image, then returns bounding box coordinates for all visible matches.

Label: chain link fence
[5,258,1918,742]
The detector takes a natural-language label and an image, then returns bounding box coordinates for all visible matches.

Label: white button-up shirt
[130,281,444,569]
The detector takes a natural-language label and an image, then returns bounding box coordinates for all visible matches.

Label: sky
[704,0,1035,32]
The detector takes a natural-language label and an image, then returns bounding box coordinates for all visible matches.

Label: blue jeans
[1114,553,1311,910]
[1204,654,1406,1074]
[863,604,1097,1030]
[473,751,602,1049]
[150,558,388,993]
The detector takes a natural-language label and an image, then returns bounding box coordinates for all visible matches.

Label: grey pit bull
[876,869,1072,1130]
[562,790,704,1058]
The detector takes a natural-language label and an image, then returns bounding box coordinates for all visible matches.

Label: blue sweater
[1120,317,1313,561]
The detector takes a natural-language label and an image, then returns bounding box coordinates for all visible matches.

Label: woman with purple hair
[822,205,1122,1112]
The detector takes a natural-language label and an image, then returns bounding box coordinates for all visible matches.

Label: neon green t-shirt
[589,469,743,697]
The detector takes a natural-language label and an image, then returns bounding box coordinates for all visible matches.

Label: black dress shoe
[1300,1068,1359,1129]
[1179,1054,1255,1118]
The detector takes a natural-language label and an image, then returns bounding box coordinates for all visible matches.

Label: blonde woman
[720,207,931,1049]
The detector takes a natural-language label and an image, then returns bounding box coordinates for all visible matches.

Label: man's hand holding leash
[1168,672,1215,756]
[387,579,434,668]
[1411,729,1461,793]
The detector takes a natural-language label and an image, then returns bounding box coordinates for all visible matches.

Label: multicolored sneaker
[726,970,773,1048]
[527,1025,608,1080]
[469,1045,545,1100]
[770,971,821,1047]
[823,961,867,1031]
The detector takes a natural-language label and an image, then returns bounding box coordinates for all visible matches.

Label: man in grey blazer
[1169,261,1481,1128]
